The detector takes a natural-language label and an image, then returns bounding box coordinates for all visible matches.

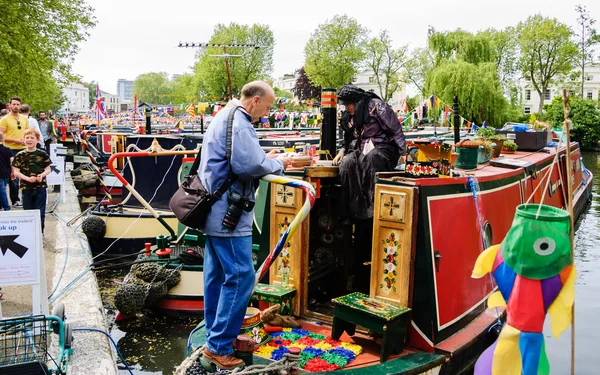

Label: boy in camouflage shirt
[12,128,52,232]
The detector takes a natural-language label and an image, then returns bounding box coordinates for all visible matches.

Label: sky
[72,0,600,95]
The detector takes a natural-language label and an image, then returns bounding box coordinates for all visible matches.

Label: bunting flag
[430,95,435,110]
[198,102,209,114]
[482,121,488,128]
[186,103,196,118]
[444,105,450,125]
[212,104,221,116]
[175,121,184,133]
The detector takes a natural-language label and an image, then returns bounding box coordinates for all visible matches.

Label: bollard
[320,88,337,161]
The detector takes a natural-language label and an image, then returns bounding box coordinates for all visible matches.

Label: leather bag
[169,107,239,229]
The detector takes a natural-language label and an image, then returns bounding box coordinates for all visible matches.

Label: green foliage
[544,97,600,149]
[84,81,96,108]
[503,141,518,151]
[304,14,368,89]
[364,30,409,101]
[476,127,496,138]
[193,23,274,99]
[517,14,579,113]
[0,0,96,110]
[426,61,508,126]
[274,87,292,99]
[428,27,494,66]
[404,48,435,96]
[134,72,173,104]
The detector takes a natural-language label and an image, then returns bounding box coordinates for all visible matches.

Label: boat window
[483,221,493,248]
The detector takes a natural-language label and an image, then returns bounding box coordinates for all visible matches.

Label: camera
[222,192,255,230]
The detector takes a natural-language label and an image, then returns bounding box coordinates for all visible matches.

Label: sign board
[73,155,91,164]
[46,156,65,186]
[49,143,68,159]
[0,210,48,315]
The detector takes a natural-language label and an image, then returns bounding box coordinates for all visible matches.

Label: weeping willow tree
[427,61,508,126]
[424,28,513,126]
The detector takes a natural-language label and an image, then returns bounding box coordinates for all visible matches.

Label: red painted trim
[182,157,195,163]
[155,299,205,312]
[107,151,150,186]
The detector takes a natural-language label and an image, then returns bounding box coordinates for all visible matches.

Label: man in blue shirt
[198,81,290,370]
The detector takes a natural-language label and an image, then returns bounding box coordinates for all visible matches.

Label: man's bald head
[241,81,274,100]
[239,81,275,123]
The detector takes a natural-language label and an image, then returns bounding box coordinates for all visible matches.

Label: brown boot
[202,348,244,370]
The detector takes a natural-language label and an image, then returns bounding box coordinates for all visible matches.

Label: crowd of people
[0,96,53,233]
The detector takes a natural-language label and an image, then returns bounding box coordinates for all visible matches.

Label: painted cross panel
[379,192,406,223]
[275,184,296,208]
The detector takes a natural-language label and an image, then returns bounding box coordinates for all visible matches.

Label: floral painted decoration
[380,232,400,294]
[277,217,292,278]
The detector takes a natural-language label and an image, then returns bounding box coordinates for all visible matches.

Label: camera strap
[189,106,241,200]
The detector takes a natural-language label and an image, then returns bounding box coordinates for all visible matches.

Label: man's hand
[277,154,291,170]
[333,149,345,166]
[266,149,280,159]
[28,176,37,183]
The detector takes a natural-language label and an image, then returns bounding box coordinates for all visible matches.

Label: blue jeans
[204,235,254,355]
[22,188,47,233]
[0,177,10,210]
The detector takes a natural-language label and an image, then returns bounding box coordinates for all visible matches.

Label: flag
[212,104,221,116]
[444,105,450,125]
[186,103,196,118]
[96,83,107,124]
[482,121,488,128]
[430,95,435,110]
[175,121,184,133]
[198,102,208,114]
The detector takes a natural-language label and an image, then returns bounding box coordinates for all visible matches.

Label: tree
[291,67,321,101]
[404,47,435,95]
[133,72,173,104]
[84,81,96,108]
[575,5,600,97]
[303,14,368,89]
[170,74,198,104]
[517,14,579,113]
[273,87,292,99]
[364,30,409,101]
[427,61,508,126]
[482,27,520,103]
[0,0,95,110]
[192,23,274,99]
[544,96,600,149]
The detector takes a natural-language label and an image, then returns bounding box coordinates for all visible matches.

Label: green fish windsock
[472,204,576,375]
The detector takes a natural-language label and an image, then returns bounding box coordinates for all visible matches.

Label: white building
[273,73,297,94]
[117,79,134,101]
[59,83,90,115]
[103,92,121,113]
[352,68,407,111]
[521,64,600,114]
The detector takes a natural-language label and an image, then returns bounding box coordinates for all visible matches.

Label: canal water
[102,153,600,374]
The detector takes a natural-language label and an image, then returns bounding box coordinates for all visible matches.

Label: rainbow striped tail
[474,324,550,375]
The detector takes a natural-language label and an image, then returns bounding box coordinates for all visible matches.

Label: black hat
[337,85,366,105]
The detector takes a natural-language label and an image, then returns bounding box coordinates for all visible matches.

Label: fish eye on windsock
[533,237,556,256]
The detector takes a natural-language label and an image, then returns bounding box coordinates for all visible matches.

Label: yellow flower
[387,272,394,280]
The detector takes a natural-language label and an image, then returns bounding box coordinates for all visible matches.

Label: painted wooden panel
[428,182,521,330]
[370,186,417,307]
[269,180,305,315]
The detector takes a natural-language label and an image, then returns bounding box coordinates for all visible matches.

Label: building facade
[59,83,90,115]
[117,79,134,101]
[273,73,297,93]
[352,68,407,111]
[103,92,121,113]
[521,64,600,114]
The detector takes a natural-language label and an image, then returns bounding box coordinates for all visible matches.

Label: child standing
[12,129,51,232]
[0,133,13,211]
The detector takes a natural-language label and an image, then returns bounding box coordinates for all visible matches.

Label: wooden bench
[331,292,411,363]
[251,283,296,315]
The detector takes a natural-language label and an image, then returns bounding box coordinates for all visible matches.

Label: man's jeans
[204,235,254,355]
[22,188,47,232]
[9,149,23,204]
[0,177,10,210]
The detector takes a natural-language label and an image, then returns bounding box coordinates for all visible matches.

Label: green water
[104,153,600,374]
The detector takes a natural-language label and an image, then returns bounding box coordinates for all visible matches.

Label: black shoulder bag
[169,107,240,229]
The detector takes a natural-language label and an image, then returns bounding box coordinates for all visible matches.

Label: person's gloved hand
[333,149,345,165]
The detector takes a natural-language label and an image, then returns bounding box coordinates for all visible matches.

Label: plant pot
[491,139,505,158]
[477,147,493,164]
[455,147,478,170]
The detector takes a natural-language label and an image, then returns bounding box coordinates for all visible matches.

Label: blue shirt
[198,99,284,237]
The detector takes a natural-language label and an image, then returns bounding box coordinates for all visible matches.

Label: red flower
[426,166,432,173]
[433,162,438,167]
[386,254,394,263]
[386,279,392,288]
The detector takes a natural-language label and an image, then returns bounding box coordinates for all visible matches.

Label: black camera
[222,192,255,230]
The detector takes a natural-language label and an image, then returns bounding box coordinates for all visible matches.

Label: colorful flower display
[254,328,362,372]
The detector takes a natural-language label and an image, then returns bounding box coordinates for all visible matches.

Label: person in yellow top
[0,96,29,207]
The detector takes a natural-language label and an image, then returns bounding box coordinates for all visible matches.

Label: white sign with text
[46,156,65,186]
[0,210,47,315]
